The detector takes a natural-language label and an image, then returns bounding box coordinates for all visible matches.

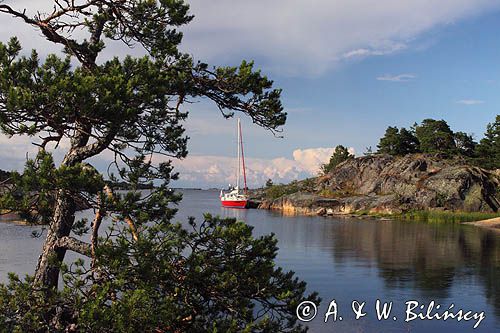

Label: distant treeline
[0,170,153,190]
[375,116,499,169]
[104,180,154,190]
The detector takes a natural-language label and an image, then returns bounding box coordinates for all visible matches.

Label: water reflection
[219,207,249,220]
[315,219,500,323]
[178,190,500,328]
[2,189,500,332]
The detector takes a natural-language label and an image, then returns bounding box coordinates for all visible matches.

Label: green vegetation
[0,1,316,331]
[348,209,500,223]
[318,188,356,198]
[475,115,500,170]
[401,210,500,223]
[263,178,317,200]
[0,215,318,332]
[454,131,477,157]
[0,169,10,182]
[377,116,499,169]
[377,126,419,155]
[301,177,316,191]
[266,181,300,199]
[106,180,154,190]
[321,145,354,174]
[414,119,457,154]
[363,146,373,156]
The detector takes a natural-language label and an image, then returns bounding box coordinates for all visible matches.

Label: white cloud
[0,131,356,188]
[0,135,38,170]
[0,134,104,171]
[376,74,416,82]
[171,146,356,188]
[456,99,485,105]
[293,147,353,174]
[180,0,500,75]
[171,155,302,188]
[1,1,498,76]
[343,42,407,59]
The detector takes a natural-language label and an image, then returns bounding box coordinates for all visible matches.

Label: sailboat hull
[221,199,248,208]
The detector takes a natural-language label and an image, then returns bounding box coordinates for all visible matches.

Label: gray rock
[263,154,499,215]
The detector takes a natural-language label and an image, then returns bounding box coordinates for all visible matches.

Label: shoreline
[253,200,500,229]
[3,204,500,231]
[0,218,29,225]
[0,212,27,225]
[464,217,500,231]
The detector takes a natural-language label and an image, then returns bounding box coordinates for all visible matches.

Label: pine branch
[57,236,91,257]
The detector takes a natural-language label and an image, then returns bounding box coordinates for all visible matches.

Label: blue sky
[1,1,500,187]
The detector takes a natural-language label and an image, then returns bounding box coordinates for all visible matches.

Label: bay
[1,189,500,332]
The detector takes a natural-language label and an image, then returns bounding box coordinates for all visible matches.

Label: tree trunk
[33,190,76,289]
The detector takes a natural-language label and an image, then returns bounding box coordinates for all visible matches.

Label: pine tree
[377,126,419,155]
[454,131,477,157]
[321,145,354,174]
[414,119,456,154]
[0,1,317,331]
[377,126,400,155]
[475,115,500,169]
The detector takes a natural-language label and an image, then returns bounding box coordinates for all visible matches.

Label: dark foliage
[0,215,318,332]
[0,1,316,331]
[376,117,498,170]
[321,145,354,174]
[414,119,456,154]
[377,126,419,155]
[475,115,500,170]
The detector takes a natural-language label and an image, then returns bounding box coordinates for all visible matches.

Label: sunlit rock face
[256,154,500,215]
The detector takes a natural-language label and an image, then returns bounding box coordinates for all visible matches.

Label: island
[251,118,500,224]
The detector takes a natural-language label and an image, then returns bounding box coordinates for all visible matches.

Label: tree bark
[57,236,92,257]
[33,189,77,289]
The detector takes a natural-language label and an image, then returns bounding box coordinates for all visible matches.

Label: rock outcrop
[256,154,500,216]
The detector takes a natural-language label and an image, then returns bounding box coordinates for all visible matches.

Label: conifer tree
[0,1,317,331]
[377,126,419,156]
[475,115,500,169]
[454,131,477,157]
[414,119,456,154]
[321,145,353,174]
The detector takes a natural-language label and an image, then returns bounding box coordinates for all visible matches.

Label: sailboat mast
[236,118,241,191]
[239,120,248,194]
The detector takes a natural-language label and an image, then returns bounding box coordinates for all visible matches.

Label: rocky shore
[251,154,500,218]
[465,217,500,231]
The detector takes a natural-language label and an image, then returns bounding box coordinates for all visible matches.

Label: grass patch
[318,186,357,199]
[264,178,318,200]
[265,182,300,200]
[400,210,500,223]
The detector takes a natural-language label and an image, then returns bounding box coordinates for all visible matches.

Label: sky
[1,1,500,188]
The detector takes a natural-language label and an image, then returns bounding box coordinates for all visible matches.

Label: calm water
[1,189,500,332]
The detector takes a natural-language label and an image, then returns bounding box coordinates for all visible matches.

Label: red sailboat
[220,118,248,208]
